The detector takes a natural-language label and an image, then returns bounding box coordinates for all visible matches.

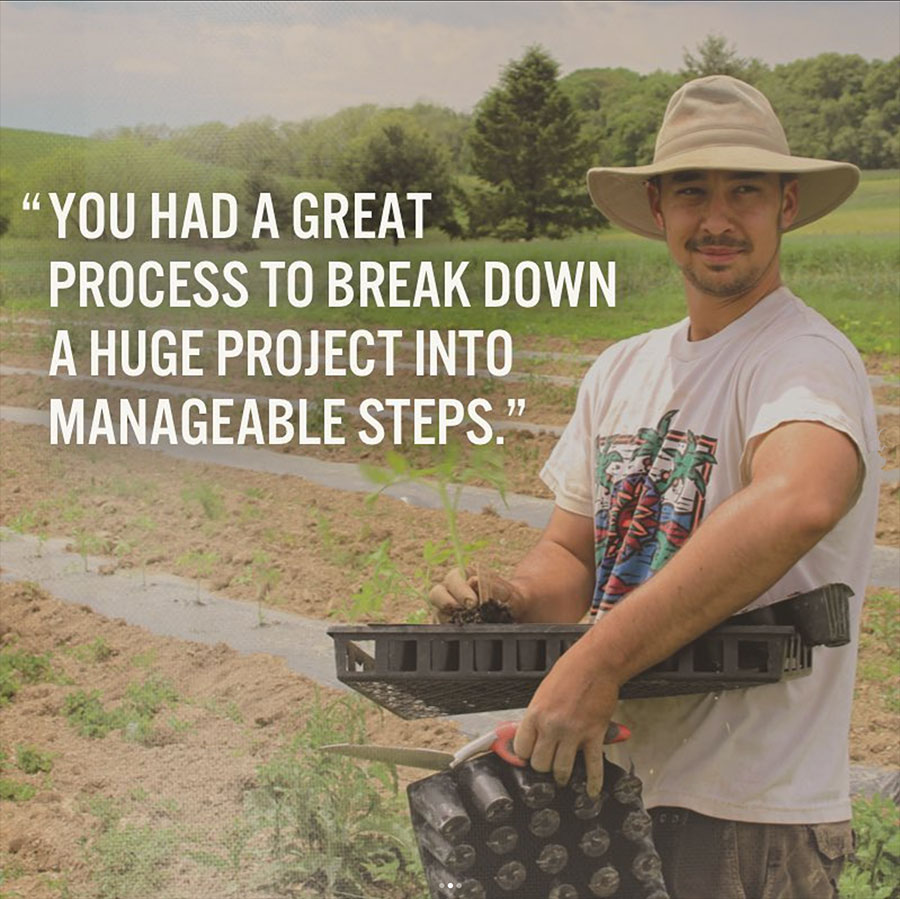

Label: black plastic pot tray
[328,623,812,719]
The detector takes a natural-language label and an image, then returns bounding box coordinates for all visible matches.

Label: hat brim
[587,146,860,240]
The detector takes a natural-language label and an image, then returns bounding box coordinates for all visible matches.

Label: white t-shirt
[540,286,880,824]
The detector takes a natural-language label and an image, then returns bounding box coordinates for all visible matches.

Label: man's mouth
[687,239,750,265]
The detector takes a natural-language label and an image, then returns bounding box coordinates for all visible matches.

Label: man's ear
[780,177,799,230]
[646,179,665,230]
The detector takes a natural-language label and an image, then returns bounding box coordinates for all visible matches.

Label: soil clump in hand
[448,599,515,624]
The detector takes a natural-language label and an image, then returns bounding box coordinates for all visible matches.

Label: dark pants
[649,807,853,899]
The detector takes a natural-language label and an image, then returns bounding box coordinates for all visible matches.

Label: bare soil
[0,581,461,899]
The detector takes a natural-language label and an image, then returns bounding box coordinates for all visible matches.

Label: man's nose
[699,189,734,234]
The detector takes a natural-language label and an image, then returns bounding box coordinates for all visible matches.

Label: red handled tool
[319,719,631,770]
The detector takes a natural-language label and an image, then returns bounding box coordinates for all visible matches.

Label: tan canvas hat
[587,75,859,239]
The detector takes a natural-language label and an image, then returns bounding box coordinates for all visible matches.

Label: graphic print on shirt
[593,409,718,614]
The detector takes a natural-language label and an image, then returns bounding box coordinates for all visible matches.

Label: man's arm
[512,419,862,796]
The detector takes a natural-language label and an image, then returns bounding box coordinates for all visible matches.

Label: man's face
[647,170,799,302]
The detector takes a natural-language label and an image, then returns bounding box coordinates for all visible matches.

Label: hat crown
[655,75,790,163]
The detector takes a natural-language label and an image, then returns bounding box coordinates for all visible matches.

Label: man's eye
[676,187,702,196]
[736,184,760,194]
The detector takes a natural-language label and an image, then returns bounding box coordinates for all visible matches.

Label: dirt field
[0,581,459,899]
[1,321,898,898]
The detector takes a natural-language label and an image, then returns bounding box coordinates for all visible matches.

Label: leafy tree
[339,113,460,243]
[680,34,767,84]
[559,67,679,167]
[169,121,231,167]
[761,53,898,166]
[468,46,597,239]
[243,169,294,237]
[284,105,380,181]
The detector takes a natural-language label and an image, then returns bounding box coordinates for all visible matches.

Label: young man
[430,76,880,897]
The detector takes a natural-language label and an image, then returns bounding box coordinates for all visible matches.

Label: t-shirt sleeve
[539,358,604,518]
[739,334,873,496]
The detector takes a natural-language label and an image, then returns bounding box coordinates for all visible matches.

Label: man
[430,76,879,897]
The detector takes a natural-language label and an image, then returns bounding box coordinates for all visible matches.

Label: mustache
[687,235,752,251]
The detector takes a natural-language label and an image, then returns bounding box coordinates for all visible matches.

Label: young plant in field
[359,441,506,621]
[839,794,900,899]
[129,514,158,589]
[250,550,281,603]
[246,691,425,898]
[181,482,225,520]
[176,549,219,598]
[72,529,104,572]
[15,744,53,775]
[314,510,361,568]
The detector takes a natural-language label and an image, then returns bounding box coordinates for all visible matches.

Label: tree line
[4,36,898,241]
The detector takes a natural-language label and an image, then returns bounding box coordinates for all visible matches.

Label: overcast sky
[2,0,898,136]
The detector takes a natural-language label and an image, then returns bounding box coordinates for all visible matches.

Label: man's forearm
[509,536,594,623]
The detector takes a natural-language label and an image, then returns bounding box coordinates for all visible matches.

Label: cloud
[1,0,897,135]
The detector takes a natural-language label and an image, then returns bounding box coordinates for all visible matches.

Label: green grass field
[0,127,88,171]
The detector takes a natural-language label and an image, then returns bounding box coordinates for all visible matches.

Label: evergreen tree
[680,34,767,84]
[468,46,597,240]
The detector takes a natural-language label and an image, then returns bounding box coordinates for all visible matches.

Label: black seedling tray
[409,752,669,899]
[328,623,812,719]
[728,583,852,647]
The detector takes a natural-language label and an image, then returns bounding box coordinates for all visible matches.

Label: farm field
[0,428,897,897]
[0,170,898,897]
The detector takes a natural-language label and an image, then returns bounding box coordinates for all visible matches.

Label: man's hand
[428,567,525,622]
[513,639,620,798]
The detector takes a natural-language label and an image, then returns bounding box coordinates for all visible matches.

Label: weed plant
[840,795,900,899]
[0,778,36,802]
[181,482,225,519]
[243,692,425,898]
[72,637,115,664]
[85,798,179,899]
[63,675,180,744]
[15,744,53,774]
[0,647,55,705]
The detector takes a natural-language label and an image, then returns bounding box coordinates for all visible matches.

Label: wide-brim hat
[587,75,859,240]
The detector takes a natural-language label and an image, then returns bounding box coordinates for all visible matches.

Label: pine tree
[468,46,595,240]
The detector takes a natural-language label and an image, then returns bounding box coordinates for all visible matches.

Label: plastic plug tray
[328,623,811,719]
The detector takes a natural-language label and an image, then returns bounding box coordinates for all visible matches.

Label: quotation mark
[496,398,526,445]
[22,192,41,211]
[506,398,526,417]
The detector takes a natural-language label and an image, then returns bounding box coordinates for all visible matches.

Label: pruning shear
[319,719,630,771]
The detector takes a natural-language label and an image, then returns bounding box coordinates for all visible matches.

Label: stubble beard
[682,254,765,301]
[680,215,784,303]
